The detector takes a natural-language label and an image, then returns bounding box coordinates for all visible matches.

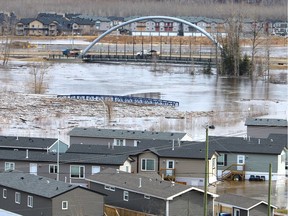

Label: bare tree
[27,63,50,94]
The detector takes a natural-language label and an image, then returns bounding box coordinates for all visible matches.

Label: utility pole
[57,130,60,181]
[268,163,272,216]
[204,126,209,216]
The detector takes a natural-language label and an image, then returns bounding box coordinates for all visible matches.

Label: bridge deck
[57,94,179,107]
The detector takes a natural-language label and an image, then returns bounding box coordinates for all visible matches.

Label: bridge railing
[57,94,179,107]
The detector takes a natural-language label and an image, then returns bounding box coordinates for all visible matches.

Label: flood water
[0,59,287,209]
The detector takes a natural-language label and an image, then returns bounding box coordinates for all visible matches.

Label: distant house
[68,127,192,146]
[87,168,218,216]
[0,148,133,186]
[273,21,288,36]
[245,118,287,138]
[209,135,287,181]
[214,193,276,216]
[0,172,104,216]
[70,17,95,35]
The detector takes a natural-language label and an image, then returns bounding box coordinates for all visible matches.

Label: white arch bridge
[79,16,222,66]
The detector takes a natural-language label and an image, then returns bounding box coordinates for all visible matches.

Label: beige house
[130,140,219,186]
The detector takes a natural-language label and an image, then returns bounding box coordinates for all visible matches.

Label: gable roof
[68,127,189,141]
[209,136,287,155]
[0,136,57,150]
[86,168,218,200]
[0,172,78,198]
[245,118,287,127]
[215,193,277,210]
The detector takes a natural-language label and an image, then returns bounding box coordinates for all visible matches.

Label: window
[123,191,129,201]
[5,162,15,171]
[141,159,155,171]
[49,164,58,174]
[62,201,68,210]
[217,154,227,166]
[104,185,115,191]
[115,139,125,146]
[70,165,85,178]
[3,189,7,199]
[15,192,21,204]
[27,196,33,208]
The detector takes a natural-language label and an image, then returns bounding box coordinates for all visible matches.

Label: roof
[209,135,287,155]
[68,127,188,141]
[0,136,57,150]
[0,172,78,198]
[66,140,217,160]
[0,149,131,165]
[245,118,287,127]
[86,168,218,200]
[215,194,277,210]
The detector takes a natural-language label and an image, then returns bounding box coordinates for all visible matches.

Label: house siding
[217,153,280,180]
[137,152,159,174]
[52,187,104,216]
[88,181,166,215]
[250,203,274,216]
[247,126,287,138]
[69,136,135,146]
[169,190,214,216]
[0,160,119,185]
[0,185,52,216]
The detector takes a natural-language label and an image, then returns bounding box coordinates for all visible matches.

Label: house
[67,139,219,186]
[70,17,95,35]
[273,21,288,36]
[0,171,104,216]
[245,118,287,138]
[130,140,219,186]
[214,193,276,216]
[68,127,192,146]
[209,135,287,181]
[0,148,133,186]
[87,168,218,216]
[0,135,68,153]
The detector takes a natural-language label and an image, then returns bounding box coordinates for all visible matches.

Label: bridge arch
[81,15,222,56]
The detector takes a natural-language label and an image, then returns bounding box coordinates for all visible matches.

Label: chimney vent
[258,139,260,144]
[139,178,142,188]
[172,139,175,151]
[26,149,29,159]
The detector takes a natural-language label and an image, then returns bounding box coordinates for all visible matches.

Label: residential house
[68,127,192,146]
[245,118,287,138]
[214,193,276,216]
[67,139,219,186]
[15,17,59,36]
[70,17,95,35]
[87,168,218,216]
[209,135,287,181]
[0,171,104,216]
[0,135,68,153]
[0,148,133,186]
[76,15,111,33]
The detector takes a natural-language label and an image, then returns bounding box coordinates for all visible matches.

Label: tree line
[0,0,286,20]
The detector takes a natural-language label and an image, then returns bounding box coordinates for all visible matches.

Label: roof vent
[172,139,175,151]
[171,181,175,187]
[270,139,273,142]
[258,139,261,144]
[116,169,119,173]
[20,177,24,180]
[139,178,142,188]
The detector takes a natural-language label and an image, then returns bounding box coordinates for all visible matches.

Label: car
[136,49,159,58]
[62,48,82,57]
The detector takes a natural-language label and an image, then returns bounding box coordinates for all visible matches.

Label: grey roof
[209,135,287,155]
[245,118,287,127]
[67,140,217,160]
[215,194,277,210]
[68,127,188,141]
[0,172,78,198]
[0,149,130,165]
[0,136,57,150]
[86,168,218,200]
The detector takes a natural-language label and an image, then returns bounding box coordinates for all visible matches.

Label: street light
[204,124,215,216]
